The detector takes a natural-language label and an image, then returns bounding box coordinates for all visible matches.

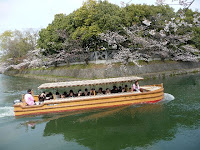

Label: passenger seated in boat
[61,91,68,98]
[124,85,128,92]
[61,94,65,98]
[118,86,122,92]
[83,88,89,96]
[97,88,104,95]
[128,88,132,92]
[38,91,46,102]
[46,92,53,100]
[122,88,125,93]
[55,91,61,99]
[90,88,96,96]
[25,89,35,106]
[69,90,74,97]
[105,88,111,94]
[78,89,83,97]
[133,80,141,92]
[111,86,118,93]
[115,86,119,93]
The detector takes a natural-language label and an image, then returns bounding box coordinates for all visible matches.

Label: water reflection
[41,104,169,150]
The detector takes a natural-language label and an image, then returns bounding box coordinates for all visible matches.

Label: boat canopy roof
[38,76,144,89]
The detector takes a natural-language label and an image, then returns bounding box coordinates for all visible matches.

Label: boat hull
[14,84,164,117]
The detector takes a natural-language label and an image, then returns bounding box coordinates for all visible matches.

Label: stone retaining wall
[4,61,200,81]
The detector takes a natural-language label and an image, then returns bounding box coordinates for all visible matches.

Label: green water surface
[0,74,199,150]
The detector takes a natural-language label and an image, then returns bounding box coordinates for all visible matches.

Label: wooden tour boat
[13,76,164,117]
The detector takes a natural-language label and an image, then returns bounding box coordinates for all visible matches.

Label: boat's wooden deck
[140,86,161,91]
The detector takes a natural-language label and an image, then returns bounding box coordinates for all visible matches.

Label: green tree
[192,27,200,49]
[37,0,199,56]
[0,29,38,64]
[38,0,122,53]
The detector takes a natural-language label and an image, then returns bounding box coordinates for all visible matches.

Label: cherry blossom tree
[98,0,198,70]
[156,0,195,10]
[99,11,200,69]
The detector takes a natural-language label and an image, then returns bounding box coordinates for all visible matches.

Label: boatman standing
[25,89,35,106]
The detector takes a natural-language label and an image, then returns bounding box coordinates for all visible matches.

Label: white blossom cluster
[156,0,195,9]
[164,14,193,33]
[99,31,126,45]
[193,13,200,26]
[172,51,198,62]
[3,49,45,71]
[99,14,199,68]
[142,19,151,26]
[0,62,9,73]
[182,45,199,53]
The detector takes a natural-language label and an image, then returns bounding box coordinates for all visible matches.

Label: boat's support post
[21,94,26,105]
[31,90,34,96]
[53,88,56,100]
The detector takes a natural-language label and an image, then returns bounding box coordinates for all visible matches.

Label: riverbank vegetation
[0,0,200,73]
[0,29,39,64]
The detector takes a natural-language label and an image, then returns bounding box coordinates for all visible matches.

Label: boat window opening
[36,82,144,102]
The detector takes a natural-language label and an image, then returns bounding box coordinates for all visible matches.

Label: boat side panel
[14,91,163,112]
[14,95,164,116]
[14,84,164,116]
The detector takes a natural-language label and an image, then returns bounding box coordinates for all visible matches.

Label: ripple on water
[0,107,15,118]
[159,93,175,104]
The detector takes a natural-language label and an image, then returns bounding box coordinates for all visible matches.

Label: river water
[0,73,199,150]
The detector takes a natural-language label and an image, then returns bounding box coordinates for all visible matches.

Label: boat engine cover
[13,99,22,104]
